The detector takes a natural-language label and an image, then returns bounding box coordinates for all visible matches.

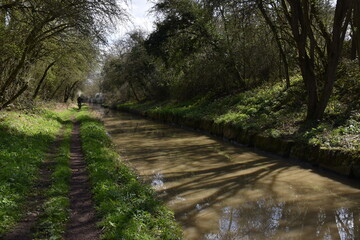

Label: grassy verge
[33,110,74,240]
[77,108,182,240]
[0,107,70,235]
[117,76,360,151]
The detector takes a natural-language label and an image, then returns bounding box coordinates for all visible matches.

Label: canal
[99,108,360,240]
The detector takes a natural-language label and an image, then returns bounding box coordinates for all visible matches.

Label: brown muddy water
[99,108,360,240]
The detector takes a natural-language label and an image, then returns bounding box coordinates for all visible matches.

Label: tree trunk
[219,6,246,89]
[63,81,79,103]
[257,1,290,89]
[32,61,56,99]
[0,47,28,97]
[128,81,140,101]
[350,28,357,60]
[63,85,70,103]
[283,0,350,122]
[299,58,319,121]
[354,1,360,66]
[0,20,42,99]
[48,79,66,100]
[315,0,351,120]
[0,84,28,110]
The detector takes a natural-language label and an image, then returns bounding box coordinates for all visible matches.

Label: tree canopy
[101,0,359,123]
[0,0,127,108]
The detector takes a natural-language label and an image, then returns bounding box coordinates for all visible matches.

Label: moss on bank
[77,108,182,240]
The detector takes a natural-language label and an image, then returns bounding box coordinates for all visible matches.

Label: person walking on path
[77,96,83,110]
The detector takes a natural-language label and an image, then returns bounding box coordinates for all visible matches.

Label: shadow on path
[64,120,99,240]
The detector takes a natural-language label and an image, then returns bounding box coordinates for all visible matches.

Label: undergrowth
[119,74,359,150]
[77,108,182,240]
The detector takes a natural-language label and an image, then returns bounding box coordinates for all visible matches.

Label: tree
[259,0,352,121]
[352,1,360,65]
[32,61,56,100]
[0,0,126,109]
[101,31,168,102]
[257,0,291,88]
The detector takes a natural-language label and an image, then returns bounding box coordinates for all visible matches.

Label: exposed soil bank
[114,105,360,179]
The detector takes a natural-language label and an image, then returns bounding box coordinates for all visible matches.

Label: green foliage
[102,0,360,123]
[306,113,360,150]
[102,0,285,102]
[102,31,171,103]
[118,74,359,151]
[0,109,63,235]
[335,59,360,107]
[77,110,182,239]
[124,79,302,132]
[0,0,127,109]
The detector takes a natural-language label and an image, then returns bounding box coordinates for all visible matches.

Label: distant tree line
[0,0,126,109]
[101,0,360,122]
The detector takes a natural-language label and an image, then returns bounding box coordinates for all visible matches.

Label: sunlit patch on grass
[0,108,69,235]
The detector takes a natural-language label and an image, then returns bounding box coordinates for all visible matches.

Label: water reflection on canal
[100,109,360,240]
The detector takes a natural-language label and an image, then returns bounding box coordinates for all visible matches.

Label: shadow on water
[96,106,360,240]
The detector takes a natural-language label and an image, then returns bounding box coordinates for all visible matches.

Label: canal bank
[112,104,360,179]
[99,107,360,240]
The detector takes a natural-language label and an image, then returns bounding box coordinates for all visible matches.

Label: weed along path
[4,129,65,240]
[99,108,360,240]
[64,120,99,240]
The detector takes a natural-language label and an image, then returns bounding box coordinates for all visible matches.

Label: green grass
[77,108,182,240]
[33,114,73,240]
[1,105,181,238]
[0,108,66,235]
[118,74,359,150]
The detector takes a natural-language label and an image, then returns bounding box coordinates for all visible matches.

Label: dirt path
[4,129,65,240]
[64,120,100,240]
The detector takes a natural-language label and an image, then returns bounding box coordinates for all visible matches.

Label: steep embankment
[115,78,360,178]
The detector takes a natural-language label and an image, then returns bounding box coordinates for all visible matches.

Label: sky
[108,0,156,43]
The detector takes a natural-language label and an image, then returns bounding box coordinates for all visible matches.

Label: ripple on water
[151,172,165,190]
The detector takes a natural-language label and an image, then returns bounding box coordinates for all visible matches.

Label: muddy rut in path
[64,120,99,240]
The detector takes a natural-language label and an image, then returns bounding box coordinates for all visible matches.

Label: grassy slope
[77,108,182,240]
[0,108,68,235]
[118,76,360,150]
